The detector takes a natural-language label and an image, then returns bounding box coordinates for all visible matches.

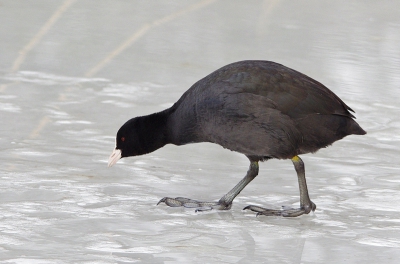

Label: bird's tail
[346,119,366,135]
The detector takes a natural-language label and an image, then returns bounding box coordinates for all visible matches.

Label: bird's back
[170,60,366,158]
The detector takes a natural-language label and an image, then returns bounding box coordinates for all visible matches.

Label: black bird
[108,60,366,217]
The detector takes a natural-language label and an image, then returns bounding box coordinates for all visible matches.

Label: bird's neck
[165,102,201,146]
[140,103,199,150]
[137,109,172,154]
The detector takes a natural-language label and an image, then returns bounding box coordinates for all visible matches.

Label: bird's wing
[220,69,355,119]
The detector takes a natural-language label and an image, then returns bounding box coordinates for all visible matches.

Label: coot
[108,60,366,217]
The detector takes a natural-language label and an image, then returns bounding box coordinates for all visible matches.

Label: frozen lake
[1,1,400,263]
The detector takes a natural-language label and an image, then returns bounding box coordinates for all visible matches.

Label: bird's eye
[121,137,125,142]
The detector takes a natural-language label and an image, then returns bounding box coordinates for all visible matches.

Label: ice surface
[1,1,400,263]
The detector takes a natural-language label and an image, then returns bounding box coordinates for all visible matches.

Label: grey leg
[157,161,259,212]
[244,156,316,217]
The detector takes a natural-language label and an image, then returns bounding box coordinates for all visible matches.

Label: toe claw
[157,197,167,205]
[243,205,251,211]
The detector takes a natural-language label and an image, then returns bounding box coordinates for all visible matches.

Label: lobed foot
[157,197,232,212]
[243,202,316,217]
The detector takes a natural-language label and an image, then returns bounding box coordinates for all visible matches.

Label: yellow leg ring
[291,155,301,162]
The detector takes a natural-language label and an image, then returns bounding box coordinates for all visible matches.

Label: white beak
[108,148,122,167]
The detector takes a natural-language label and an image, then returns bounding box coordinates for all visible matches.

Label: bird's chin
[108,148,122,167]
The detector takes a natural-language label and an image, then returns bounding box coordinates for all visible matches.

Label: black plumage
[109,60,366,217]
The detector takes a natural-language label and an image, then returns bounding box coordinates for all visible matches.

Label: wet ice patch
[1,259,56,264]
[0,102,20,112]
[358,236,400,248]
[0,93,20,113]
[99,82,175,106]
[100,83,151,100]
[2,71,108,86]
[46,108,70,119]
[55,120,92,125]
[62,129,100,136]
[0,95,17,99]
[18,150,57,157]
[101,99,134,108]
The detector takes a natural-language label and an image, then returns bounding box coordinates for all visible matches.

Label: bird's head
[108,118,146,167]
[108,115,168,167]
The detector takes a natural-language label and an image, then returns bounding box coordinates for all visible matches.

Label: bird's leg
[157,161,259,212]
[244,156,316,217]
